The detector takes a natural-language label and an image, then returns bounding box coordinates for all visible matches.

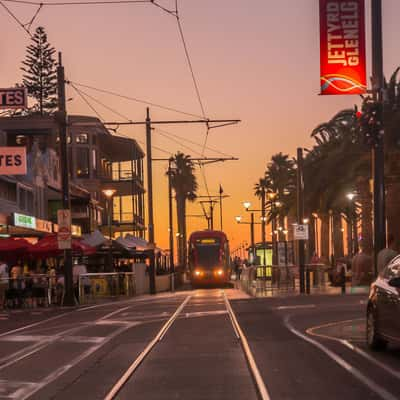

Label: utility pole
[250,212,255,264]
[56,52,75,306]
[168,158,175,289]
[371,0,386,276]
[261,187,266,266]
[219,185,223,231]
[297,148,305,294]
[146,108,156,295]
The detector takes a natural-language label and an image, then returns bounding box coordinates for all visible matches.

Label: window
[76,133,88,144]
[76,148,90,178]
[92,149,97,175]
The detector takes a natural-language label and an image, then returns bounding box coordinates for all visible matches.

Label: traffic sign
[293,224,309,240]
[57,209,71,249]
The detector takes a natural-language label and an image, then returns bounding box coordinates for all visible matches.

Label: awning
[82,230,107,248]
[115,234,150,253]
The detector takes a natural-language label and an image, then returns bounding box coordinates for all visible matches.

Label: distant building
[0,115,145,239]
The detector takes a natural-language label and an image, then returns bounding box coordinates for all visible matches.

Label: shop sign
[57,209,71,249]
[36,218,53,233]
[14,212,36,230]
[0,87,27,109]
[319,0,366,95]
[0,147,27,175]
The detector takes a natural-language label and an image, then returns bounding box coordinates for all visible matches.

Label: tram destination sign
[0,87,27,109]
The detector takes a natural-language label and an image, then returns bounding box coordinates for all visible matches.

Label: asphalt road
[0,290,399,400]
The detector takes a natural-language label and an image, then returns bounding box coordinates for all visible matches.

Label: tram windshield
[194,238,221,268]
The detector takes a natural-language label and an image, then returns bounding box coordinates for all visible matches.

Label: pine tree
[21,26,58,115]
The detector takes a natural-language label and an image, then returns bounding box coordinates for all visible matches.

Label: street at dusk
[1,0,400,399]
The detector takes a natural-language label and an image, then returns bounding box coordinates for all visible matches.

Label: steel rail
[223,291,271,400]
[104,295,191,400]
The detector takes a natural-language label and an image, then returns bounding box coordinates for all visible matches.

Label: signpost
[294,224,309,241]
[0,87,27,109]
[57,209,71,250]
[0,147,27,175]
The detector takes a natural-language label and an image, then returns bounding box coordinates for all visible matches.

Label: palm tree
[265,153,296,241]
[168,152,198,267]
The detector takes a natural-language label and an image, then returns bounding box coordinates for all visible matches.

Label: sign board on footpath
[294,224,309,240]
[57,209,71,249]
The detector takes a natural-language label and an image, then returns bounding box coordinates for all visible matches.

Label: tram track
[104,290,271,400]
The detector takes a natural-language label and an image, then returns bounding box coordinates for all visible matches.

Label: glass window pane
[76,133,88,144]
[76,148,89,178]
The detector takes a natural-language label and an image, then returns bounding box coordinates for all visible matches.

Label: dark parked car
[367,255,400,350]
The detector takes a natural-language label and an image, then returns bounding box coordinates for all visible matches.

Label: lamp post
[102,188,116,272]
[346,193,359,256]
[235,214,259,264]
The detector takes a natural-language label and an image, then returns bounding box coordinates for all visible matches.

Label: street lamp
[243,201,252,211]
[346,192,359,256]
[102,188,116,271]
[235,213,256,264]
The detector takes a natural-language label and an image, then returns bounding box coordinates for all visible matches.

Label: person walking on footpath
[377,233,398,274]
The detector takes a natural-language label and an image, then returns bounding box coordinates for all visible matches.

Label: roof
[188,230,228,241]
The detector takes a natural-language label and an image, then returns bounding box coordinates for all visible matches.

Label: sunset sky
[1,0,400,250]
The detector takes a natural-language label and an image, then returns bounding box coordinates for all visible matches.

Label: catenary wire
[69,81,204,119]
[0,1,33,37]
[155,127,234,158]
[70,83,105,122]
[3,0,151,5]
[153,129,204,157]
[67,83,133,122]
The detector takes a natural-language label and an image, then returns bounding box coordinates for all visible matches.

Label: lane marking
[285,315,398,400]
[276,305,316,310]
[306,319,400,381]
[184,310,228,318]
[104,295,192,400]
[223,291,271,400]
[16,322,140,400]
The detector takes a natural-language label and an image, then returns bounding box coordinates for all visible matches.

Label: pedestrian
[0,260,8,308]
[351,240,373,287]
[377,233,398,274]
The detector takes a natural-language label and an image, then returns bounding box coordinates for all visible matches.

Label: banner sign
[0,87,27,109]
[319,0,366,95]
[14,213,36,230]
[57,209,72,250]
[0,147,27,175]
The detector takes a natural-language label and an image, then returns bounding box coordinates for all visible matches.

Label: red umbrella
[29,234,96,258]
[0,238,31,263]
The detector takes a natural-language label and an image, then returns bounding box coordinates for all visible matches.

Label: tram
[188,230,231,286]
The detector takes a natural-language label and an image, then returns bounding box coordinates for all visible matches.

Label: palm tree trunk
[356,177,373,255]
[176,195,185,266]
[320,213,330,263]
[333,212,344,258]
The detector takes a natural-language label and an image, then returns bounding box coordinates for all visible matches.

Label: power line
[70,83,105,122]
[69,81,204,119]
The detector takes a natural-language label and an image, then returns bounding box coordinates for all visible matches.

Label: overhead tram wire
[154,127,234,158]
[3,0,151,6]
[69,81,204,119]
[70,83,174,156]
[0,1,34,37]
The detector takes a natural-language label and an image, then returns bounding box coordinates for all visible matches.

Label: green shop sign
[14,213,36,229]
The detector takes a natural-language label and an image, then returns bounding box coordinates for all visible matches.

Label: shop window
[76,148,90,178]
[76,133,88,144]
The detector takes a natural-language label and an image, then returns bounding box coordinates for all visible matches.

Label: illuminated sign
[14,213,36,230]
[36,218,53,233]
[319,0,366,95]
[0,87,27,109]
[0,147,27,175]
[196,238,218,244]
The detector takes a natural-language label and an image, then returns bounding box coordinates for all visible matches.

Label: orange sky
[1,0,400,250]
